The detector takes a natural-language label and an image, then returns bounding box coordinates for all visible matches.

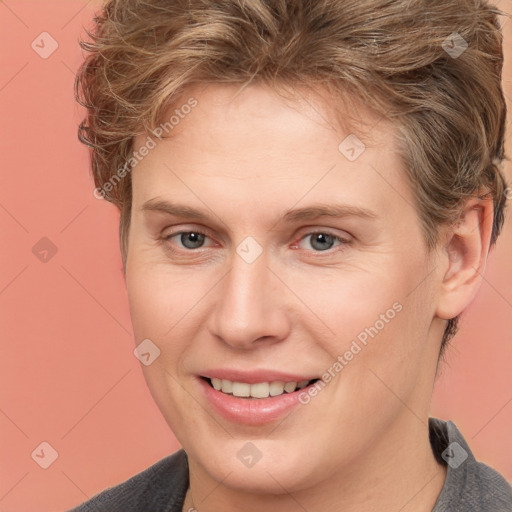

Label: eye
[160,229,351,255]
[295,231,351,253]
[162,230,212,250]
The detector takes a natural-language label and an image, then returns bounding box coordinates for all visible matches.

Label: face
[125,84,444,495]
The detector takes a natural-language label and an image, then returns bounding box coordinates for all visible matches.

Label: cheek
[125,264,193,429]
[126,254,184,335]
[125,269,166,338]
[308,257,431,384]
[125,258,210,373]
[302,264,405,341]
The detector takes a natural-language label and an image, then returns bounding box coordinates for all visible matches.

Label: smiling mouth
[201,376,321,399]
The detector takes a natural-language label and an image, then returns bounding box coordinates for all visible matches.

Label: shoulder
[468,459,512,510]
[430,418,512,512]
[68,449,189,512]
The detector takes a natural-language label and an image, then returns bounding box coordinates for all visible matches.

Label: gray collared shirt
[430,418,512,511]
[70,417,512,511]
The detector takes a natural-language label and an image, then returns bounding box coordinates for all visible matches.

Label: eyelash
[160,229,351,257]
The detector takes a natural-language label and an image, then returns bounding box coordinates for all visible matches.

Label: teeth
[221,379,233,393]
[232,382,250,397]
[284,381,297,393]
[208,378,314,398]
[269,381,286,396]
[249,382,270,398]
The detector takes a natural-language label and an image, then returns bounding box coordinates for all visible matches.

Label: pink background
[0,1,511,510]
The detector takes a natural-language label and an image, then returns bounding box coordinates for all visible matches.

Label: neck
[182,414,447,512]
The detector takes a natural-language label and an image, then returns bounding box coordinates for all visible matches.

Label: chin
[196,444,318,494]
[213,463,303,494]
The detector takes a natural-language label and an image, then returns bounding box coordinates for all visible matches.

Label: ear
[435,193,494,320]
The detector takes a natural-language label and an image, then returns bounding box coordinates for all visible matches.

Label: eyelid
[162,222,214,236]
[162,224,352,241]
[294,226,352,242]
[291,229,352,254]
[161,225,352,255]
[162,227,216,248]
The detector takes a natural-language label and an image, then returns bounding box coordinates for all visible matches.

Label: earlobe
[435,195,494,320]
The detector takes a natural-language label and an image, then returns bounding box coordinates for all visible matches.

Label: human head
[76,0,508,355]
[75,1,509,505]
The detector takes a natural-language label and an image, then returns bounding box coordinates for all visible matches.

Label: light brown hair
[75,0,509,354]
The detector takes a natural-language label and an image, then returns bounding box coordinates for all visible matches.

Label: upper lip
[200,369,319,384]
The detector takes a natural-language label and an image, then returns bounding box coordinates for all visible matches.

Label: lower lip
[198,377,313,425]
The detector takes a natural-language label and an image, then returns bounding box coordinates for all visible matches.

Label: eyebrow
[141,198,378,225]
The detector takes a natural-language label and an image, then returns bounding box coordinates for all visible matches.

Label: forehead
[141,82,391,156]
[130,83,414,227]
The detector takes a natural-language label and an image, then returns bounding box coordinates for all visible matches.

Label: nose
[207,248,291,350]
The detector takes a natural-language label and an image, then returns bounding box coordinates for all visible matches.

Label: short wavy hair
[75,0,509,355]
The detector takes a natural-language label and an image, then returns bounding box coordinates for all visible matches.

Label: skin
[124,83,493,512]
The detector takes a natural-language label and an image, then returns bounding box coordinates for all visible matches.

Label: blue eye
[163,230,210,250]
[301,232,346,252]
[161,229,350,255]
